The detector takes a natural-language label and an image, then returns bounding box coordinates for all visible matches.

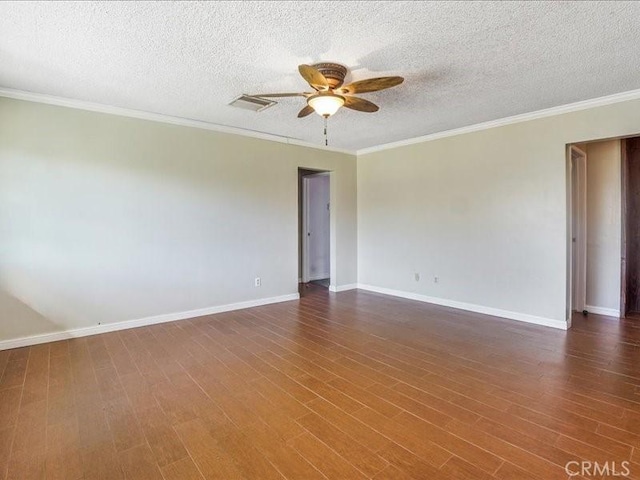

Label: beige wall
[0,97,357,343]
[3,93,640,342]
[585,140,621,312]
[358,99,640,326]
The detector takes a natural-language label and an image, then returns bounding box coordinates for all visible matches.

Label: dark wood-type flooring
[1,285,640,479]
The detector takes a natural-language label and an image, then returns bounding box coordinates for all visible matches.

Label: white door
[302,174,330,283]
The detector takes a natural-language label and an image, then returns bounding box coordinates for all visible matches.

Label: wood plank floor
[1,285,640,479]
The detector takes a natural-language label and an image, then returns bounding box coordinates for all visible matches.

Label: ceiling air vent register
[228,95,276,112]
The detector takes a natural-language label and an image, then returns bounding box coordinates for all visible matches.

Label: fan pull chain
[323,115,328,147]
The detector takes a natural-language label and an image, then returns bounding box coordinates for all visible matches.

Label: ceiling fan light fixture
[307,93,345,117]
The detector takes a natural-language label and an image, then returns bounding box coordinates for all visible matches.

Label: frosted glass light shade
[308,94,345,117]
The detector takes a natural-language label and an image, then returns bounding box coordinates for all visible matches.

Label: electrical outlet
[434,276,439,283]
[255,277,261,287]
[414,272,420,282]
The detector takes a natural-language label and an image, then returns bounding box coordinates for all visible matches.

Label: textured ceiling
[1,1,640,151]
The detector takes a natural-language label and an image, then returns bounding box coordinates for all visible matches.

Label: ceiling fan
[249,62,404,118]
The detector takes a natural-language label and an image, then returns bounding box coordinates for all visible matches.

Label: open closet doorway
[568,139,621,318]
[567,136,640,320]
[298,168,330,290]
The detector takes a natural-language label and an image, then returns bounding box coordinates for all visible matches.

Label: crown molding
[4,86,640,157]
[356,88,640,156]
[0,87,356,155]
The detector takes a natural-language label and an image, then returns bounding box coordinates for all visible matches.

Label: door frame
[569,145,587,314]
[301,172,331,284]
[620,139,629,317]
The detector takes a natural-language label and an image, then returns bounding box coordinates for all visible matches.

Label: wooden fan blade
[343,96,379,113]
[337,76,404,95]
[297,105,314,118]
[298,64,329,91]
[248,92,309,98]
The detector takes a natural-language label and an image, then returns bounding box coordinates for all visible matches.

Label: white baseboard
[0,293,300,351]
[356,284,568,330]
[584,305,620,317]
[329,283,358,293]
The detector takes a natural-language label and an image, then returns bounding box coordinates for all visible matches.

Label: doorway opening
[568,135,640,320]
[298,168,331,291]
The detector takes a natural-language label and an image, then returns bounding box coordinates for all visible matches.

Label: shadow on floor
[310,278,330,288]
[298,280,330,298]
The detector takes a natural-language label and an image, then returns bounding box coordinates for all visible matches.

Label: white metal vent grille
[228,95,276,112]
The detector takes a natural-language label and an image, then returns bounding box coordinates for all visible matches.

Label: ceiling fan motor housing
[311,63,347,89]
